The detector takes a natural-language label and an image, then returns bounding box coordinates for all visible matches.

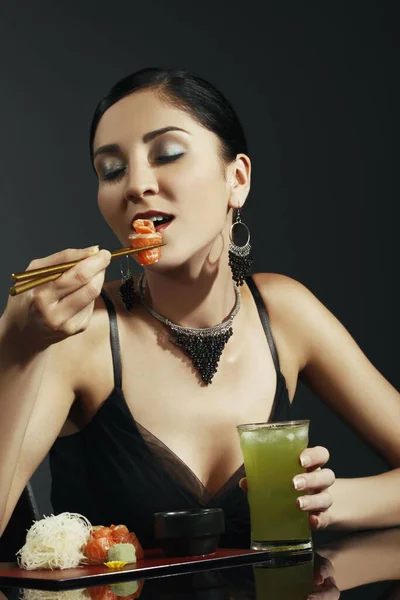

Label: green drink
[237,420,312,552]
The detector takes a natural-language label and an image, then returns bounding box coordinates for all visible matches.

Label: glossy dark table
[1,526,399,599]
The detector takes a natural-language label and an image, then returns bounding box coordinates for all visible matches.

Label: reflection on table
[1,526,400,599]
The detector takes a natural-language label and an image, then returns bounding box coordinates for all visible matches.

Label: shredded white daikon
[22,589,89,600]
[17,512,92,570]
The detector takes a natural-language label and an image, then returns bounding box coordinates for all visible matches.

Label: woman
[0,68,399,548]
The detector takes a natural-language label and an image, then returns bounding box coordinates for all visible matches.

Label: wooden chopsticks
[9,243,165,296]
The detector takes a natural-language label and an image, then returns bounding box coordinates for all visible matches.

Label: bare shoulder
[252,273,400,464]
[251,272,318,309]
[250,272,319,372]
[251,272,347,358]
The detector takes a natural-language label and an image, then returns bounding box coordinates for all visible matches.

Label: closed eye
[155,152,185,164]
[102,166,127,181]
[99,151,184,182]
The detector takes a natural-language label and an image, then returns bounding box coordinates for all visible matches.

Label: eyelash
[100,153,184,182]
[102,167,127,182]
[156,152,184,164]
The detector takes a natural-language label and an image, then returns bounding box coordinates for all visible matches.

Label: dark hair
[89,67,248,167]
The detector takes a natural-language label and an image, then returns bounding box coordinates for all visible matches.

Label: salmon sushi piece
[109,524,130,543]
[84,525,144,565]
[92,526,114,540]
[128,219,162,266]
[84,527,114,565]
[84,534,113,564]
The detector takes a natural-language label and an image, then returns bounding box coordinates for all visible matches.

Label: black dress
[50,277,291,549]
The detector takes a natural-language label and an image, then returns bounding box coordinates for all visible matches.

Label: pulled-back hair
[89,67,248,166]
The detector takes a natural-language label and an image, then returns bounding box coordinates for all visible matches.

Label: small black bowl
[154,508,225,557]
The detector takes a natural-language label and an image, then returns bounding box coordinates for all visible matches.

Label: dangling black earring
[119,256,135,311]
[228,207,254,286]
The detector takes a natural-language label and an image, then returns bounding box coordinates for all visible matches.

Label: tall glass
[237,420,312,552]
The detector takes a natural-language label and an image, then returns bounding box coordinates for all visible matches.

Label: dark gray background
[0,1,398,516]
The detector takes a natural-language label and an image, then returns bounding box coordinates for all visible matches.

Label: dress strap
[100,290,123,389]
[246,276,281,374]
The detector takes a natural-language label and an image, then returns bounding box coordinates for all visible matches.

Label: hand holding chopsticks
[9,243,165,296]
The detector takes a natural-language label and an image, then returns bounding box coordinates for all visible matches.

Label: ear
[227,154,251,210]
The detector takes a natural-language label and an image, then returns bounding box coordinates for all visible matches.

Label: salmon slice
[132,220,157,235]
[84,534,113,564]
[129,219,162,266]
[109,524,130,543]
[92,526,115,540]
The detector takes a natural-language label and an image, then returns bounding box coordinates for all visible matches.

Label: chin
[140,256,186,274]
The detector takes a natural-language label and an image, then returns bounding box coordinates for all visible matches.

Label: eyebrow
[92,126,190,160]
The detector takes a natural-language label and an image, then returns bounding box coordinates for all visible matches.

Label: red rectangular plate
[0,548,275,591]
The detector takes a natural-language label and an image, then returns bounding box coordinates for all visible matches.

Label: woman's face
[93,89,241,270]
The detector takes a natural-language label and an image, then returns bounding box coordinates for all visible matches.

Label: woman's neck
[143,261,237,329]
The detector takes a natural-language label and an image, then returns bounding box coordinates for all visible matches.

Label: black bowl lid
[154,508,225,538]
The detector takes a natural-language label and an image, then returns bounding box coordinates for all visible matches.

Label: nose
[124,163,159,202]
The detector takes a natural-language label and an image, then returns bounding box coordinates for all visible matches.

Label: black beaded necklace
[135,273,241,385]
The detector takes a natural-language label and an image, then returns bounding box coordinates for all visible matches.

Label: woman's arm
[0,321,77,536]
[328,468,400,529]
[255,273,400,530]
[0,247,110,535]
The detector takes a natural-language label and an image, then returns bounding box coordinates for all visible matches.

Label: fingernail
[297,496,309,509]
[300,456,311,467]
[293,476,306,490]
[88,245,100,255]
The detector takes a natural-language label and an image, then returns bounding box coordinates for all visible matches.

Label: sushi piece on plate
[84,524,144,565]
